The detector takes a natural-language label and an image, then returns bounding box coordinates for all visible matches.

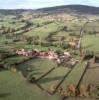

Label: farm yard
[0,8,99,100]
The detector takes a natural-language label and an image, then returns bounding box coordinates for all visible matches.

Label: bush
[61,43,69,49]
[33,41,40,45]
[4,41,9,44]
[27,73,36,83]
[55,50,64,56]
[4,63,11,69]
[41,42,52,47]
[13,39,20,42]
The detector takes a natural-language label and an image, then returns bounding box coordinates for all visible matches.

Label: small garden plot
[38,67,70,92]
[60,62,86,88]
[17,58,57,79]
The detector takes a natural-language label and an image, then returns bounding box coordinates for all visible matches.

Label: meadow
[0,13,99,100]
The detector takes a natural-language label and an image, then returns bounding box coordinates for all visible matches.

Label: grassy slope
[61,62,86,88]
[82,35,99,52]
[0,71,60,100]
[0,15,99,100]
[0,21,25,29]
[38,67,69,90]
[17,58,57,78]
[24,23,59,38]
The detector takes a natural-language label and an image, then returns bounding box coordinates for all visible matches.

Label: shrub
[41,42,52,47]
[33,41,40,45]
[55,50,64,56]
[61,43,69,49]
[13,39,20,42]
[27,73,36,83]
[4,41,9,44]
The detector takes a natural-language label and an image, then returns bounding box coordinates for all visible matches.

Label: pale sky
[0,0,99,9]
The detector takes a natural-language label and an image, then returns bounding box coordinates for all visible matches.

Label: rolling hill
[36,5,99,15]
[0,5,99,15]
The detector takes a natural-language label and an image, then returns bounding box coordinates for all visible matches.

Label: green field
[0,13,99,100]
[0,71,61,100]
[82,35,99,52]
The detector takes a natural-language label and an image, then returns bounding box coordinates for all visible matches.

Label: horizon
[0,0,99,9]
[0,4,99,10]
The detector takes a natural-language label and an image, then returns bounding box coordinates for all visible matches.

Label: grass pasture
[17,58,57,78]
[0,13,99,100]
[0,71,61,100]
[24,23,59,38]
[60,62,86,87]
[82,35,99,52]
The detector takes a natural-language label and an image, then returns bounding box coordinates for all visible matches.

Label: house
[64,51,71,57]
[16,49,28,56]
[46,51,57,59]
[67,58,78,66]
[69,42,77,48]
[31,50,39,57]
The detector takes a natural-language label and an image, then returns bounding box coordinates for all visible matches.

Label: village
[16,48,78,66]
[0,3,99,100]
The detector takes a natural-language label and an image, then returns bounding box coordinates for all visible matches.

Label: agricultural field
[0,6,99,100]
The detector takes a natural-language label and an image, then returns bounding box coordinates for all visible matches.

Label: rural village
[0,4,99,100]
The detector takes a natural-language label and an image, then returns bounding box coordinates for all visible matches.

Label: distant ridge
[0,5,99,15]
[36,5,99,15]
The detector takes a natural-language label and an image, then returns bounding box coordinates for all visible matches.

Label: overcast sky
[0,0,99,9]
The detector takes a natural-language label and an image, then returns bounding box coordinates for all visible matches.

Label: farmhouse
[64,51,71,57]
[68,41,77,48]
[16,49,28,56]
[69,58,78,66]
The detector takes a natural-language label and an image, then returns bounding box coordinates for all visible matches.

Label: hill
[0,5,99,15]
[36,5,99,15]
